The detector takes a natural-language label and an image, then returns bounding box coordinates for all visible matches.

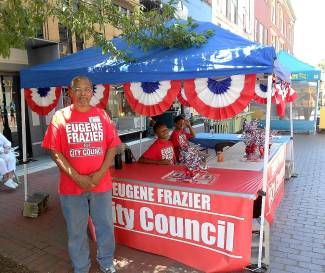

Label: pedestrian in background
[42,75,121,273]
[0,133,17,189]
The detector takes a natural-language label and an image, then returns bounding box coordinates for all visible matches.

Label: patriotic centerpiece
[242,120,272,160]
[179,146,206,179]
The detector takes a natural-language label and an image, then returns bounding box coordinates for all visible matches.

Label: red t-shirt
[170,129,193,160]
[42,105,121,195]
[142,139,175,162]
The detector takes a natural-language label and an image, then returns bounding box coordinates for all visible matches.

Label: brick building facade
[255,0,295,53]
[43,0,139,56]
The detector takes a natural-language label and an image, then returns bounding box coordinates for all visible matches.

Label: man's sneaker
[100,264,116,273]
[4,178,18,189]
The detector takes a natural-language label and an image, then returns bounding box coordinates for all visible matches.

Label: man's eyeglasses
[73,87,93,93]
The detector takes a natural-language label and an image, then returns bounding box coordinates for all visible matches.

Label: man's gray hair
[71,75,93,89]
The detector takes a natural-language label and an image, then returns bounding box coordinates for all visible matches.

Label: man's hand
[90,170,105,186]
[184,119,191,128]
[161,159,174,165]
[74,174,96,191]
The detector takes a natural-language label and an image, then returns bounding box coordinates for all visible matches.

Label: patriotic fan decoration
[177,88,190,106]
[285,84,298,102]
[184,74,256,120]
[90,84,110,109]
[123,80,181,116]
[24,87,62,115]
[272,83,287,117]
[254,78,298,117]
[254,82,269,104]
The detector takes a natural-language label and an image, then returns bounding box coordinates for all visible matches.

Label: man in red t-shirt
[42,76,120,273]
[138,122,175,165]
[170,115,196,161]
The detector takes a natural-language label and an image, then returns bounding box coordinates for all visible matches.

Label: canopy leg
[256,74,272,270]
[21,88,28,201]
[289,102,298,178]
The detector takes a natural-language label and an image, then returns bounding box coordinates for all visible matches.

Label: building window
[121,7,128,16]
[59,23,73,56]
[243,13,247,32]
[107,86,145,135]
[272,0,276,24]
[220,0,227,17]
[230,0,238,24]
[264,28,268,44]
[280,7,284,33]
[276,3,280,27]
[226,1,231,20]
[75,34,84,51]
[113,3,129,16]
[35,24,44,39]
[255,19,259,42]
[259,24,264,44]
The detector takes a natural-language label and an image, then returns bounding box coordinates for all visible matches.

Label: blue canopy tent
[278,50,321,82]
[273,58,291,83]
[276,51,321,134]
[20,21,278,271]
[21,21,276,88]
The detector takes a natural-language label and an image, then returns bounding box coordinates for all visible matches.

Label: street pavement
[0,134,324,273]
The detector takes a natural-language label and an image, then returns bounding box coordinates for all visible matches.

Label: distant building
[0,0,140,158]
[211,0,255,40]
[255,0,295,53]
[44,0,139,56]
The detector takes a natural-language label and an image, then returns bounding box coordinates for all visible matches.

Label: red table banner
[112,179,254,273]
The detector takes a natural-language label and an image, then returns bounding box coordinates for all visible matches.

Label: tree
[0,0,213,60]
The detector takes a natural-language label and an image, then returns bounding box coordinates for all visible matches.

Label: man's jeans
[60,191,115,273]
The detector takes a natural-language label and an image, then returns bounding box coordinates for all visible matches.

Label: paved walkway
[270,134,325,273]
[0,134,324,273]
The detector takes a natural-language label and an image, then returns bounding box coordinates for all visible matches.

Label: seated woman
[0,133,17,189]
[170,115,196,161]
[138,122,175,165]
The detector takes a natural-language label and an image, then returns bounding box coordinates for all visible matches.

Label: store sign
[112,180,254,272]
[291,72,320,81]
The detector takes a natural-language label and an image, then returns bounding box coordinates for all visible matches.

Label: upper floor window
[230,0,238,24]
[59,23,73,56]
[279,7,284,33]
[271,0,276,24]
[264,28,268,44]
[255,19,259,42]
[259,24,264,44]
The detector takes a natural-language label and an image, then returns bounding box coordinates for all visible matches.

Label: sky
[291,0,325,67]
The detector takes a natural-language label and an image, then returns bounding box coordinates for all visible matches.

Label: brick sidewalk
[0,134,324,273]
[270,134,325,273]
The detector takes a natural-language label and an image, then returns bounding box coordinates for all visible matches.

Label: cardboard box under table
[110,144,286,273]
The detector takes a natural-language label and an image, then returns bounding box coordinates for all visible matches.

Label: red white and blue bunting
[254,82,269,104]
[285,84,298,103]
[90,84,110,109]
[254,79,298,117]
[272,82,287,117]
[177,88,190,107]
[184,74,256,120]
[24,87,62,115]
[123,80,181,116]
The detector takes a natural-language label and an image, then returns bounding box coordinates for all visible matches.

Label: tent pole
[314,80,320,135]
[289,102,295,175]
[139,115,143,157]
[21,88,28,201]
[257,74,272,269]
